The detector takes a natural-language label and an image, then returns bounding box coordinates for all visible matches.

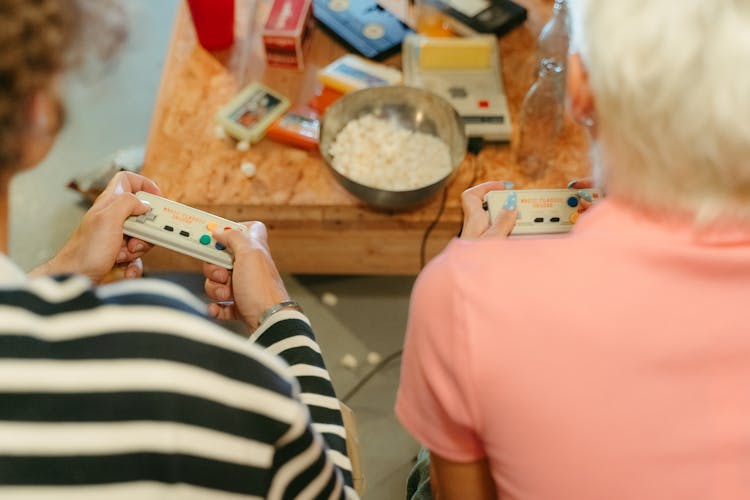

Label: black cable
[419,155,479,268]
[342,348,404,404]
[419,186,449,269]
[343,155,484,404]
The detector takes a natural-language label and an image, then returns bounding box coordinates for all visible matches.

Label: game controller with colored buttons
[483,188,602,236]
[123,192,246,268]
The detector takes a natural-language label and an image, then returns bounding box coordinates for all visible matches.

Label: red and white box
[262,0,314,70]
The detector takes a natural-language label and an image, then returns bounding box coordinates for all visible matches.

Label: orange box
[267,107,320,150]
[262,0,314,70]
[308,86,344,114]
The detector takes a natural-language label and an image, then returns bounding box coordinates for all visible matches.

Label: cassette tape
[318,54,402,93]
[403,34,511,142]
[216,82,291,143]
[418,0,527,37]
[313,0,413,60]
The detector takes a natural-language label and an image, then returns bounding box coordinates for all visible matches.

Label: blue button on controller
[567,196,579,208]
[215,243,226,251]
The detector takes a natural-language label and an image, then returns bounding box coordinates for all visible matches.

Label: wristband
[259,300,304,325]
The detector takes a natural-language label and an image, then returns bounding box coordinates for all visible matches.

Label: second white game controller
[483,188,602,235]
[123,192,246,268]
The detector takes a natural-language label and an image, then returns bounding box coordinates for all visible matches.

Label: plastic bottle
[513,58,566,178]
[535,0,570,81]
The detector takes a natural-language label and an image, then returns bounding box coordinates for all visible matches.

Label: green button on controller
[199,234,211,245]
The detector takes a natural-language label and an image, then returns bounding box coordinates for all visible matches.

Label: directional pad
[135,209,158,223]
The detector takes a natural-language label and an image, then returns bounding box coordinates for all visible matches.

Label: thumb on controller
[485,192,518,238]
[211,221,269,256]
[108,193,152,222]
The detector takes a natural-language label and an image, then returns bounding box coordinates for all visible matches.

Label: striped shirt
[0,255,357,499]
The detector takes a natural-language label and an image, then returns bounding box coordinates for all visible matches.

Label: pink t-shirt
[396,198,750,500]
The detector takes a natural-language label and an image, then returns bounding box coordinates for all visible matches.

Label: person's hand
[31,172,161,282]
[460,180,518,239]
[567,176,596,212]
[202,221,290,331]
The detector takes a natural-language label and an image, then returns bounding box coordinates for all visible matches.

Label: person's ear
[20,88,63,169]
[567,53,597,135]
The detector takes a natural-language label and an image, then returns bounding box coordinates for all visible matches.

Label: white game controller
[123,192,246,268]
[483,188,602,236]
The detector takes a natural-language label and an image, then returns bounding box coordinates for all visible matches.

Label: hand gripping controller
[123,192,246,268]
[483,188,602,236]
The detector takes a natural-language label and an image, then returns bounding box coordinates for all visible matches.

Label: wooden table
[142,0,590,275]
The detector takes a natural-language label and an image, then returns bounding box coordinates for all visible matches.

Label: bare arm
[430,451,497,500]
[29,172,160,282]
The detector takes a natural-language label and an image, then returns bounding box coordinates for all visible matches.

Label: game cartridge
[216,82,291,143]
[318,54,403,94]
[267,108,320,150]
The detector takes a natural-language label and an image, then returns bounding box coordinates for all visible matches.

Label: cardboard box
[262,0,314,70]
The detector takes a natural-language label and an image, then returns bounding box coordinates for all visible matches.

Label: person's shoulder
[96,277,209,316]
[417,235,592,304]
[101,279,299,390]
[1,273,207,317]
[3,274,298,396]
[432,235,577,274]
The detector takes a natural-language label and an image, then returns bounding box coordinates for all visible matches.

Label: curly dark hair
[0,0,78,170]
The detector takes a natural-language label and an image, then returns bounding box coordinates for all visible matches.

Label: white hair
[570,0,750,221]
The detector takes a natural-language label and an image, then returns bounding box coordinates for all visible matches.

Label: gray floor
[9,2,419,498]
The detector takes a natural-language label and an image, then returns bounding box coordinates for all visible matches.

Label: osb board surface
[143,0,589,230]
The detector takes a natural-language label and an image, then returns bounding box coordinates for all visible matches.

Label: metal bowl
[319,86,467,211]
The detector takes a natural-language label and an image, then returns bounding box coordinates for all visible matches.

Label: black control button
[448,86,468,99]
[534,217,544,223]
[164,225,174,232]
[179,230,190,237]
[550,217,560,223]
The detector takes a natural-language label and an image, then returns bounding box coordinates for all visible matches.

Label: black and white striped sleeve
[251,310,357,496]
[0,275,355,499]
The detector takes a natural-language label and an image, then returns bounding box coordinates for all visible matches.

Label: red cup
[186,0,235,51]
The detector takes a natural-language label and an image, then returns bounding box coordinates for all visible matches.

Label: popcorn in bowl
[328,114,453,191]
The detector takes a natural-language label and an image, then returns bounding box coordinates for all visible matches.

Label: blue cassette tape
[313,0,412,60]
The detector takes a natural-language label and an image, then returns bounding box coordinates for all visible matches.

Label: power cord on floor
[342,348,404,404]
[419,154,482,266]
[419,186,449,270]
